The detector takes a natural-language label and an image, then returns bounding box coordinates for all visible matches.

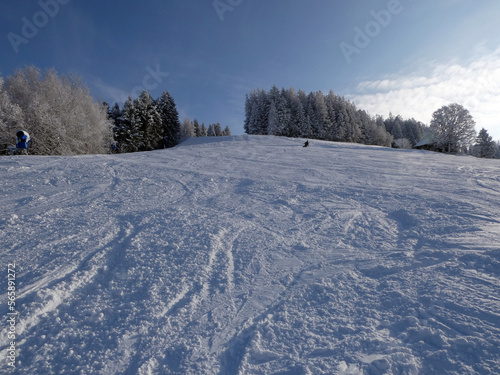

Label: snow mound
[1,135,500,374]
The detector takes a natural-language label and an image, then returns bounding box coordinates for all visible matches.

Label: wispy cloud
[89,78,130,104]
[349,47,500,139]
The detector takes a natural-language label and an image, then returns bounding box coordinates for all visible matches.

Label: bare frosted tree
[0,75,24,154]
[181,118,195,138]
[429,103,476,154]
[4,66,113,155]
[394,138,413,149]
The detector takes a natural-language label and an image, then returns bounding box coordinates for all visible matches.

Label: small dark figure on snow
[303,140,309,148]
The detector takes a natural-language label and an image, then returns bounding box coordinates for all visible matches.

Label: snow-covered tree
[324,91,341,141]
[341,100,362,143]
[207,124,215,137]
[222,125,231,136]
[0,74,24,153]
[357,110,392,147]
[473,128,497,158]
[430,103,476,153]
[214,122,223,136]
[134,90,162,151]
[296,90,312,138]
[268,101,280,136]
[107,102,124,151]
[193,119,201,137]
[245,89,268,135]
[120,97,141,152]
[284,87,307,138]
[402,118,425,146]
[243,86,393,147]
[314,91,332,139]
[394,138,413,149]
[108,102,121,126]
[384,115,425,147]
[244,93,252,134]
[157,91,181,148]
[181,118,195,138]
[391,115,404,140]
[268,86,291,136]
[200,122,208,137]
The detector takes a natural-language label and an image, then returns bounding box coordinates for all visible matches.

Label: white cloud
[349,47,500,140]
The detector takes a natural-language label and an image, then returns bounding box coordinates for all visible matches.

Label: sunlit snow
[1,135,499,374]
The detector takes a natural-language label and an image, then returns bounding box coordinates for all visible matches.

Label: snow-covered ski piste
[1,135,500,374]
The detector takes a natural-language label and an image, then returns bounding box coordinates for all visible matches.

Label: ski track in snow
[1,135,500,374]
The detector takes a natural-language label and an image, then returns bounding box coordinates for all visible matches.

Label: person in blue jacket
[16,130,31,153]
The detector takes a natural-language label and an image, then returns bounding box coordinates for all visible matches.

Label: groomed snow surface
[1,135,500,375]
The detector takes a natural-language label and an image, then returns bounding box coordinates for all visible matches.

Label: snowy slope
[1,135,500,374]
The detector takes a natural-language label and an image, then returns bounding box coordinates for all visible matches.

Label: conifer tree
[285,88,307,138]
[222,125,231,136]
[308,91,331,140]
[193,119,201,137]
[244,93,253,134]
[157,91,181,147]
[391,115,404,140]
[333,98,350,142]
[108,102,121,126]
[207,124,215,137]
[268,86,291,136]
[120,97,141,152]
[214,122,223,136]
[256,90,270,135]
[473,128,497,158]
[293,90,310,138]
[200,122,208,137]
[108,102,126,152]
[325,91,340,141]
[134,91,162,151]
[243,85,393,147]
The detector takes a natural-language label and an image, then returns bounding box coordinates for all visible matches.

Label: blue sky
[1,0,500,139]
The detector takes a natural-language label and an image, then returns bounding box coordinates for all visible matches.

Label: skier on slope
[303,140,309,148]
[15,130,31,155]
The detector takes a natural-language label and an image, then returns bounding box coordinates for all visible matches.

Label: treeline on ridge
[244,86,426,148]
[106,91,182,154]
[107,93,233,154]
[1,66,232,155]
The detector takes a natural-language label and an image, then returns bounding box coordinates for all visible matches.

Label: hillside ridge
[1,135,499,374]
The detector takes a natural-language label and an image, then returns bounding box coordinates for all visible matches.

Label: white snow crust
[1,135,500,374]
